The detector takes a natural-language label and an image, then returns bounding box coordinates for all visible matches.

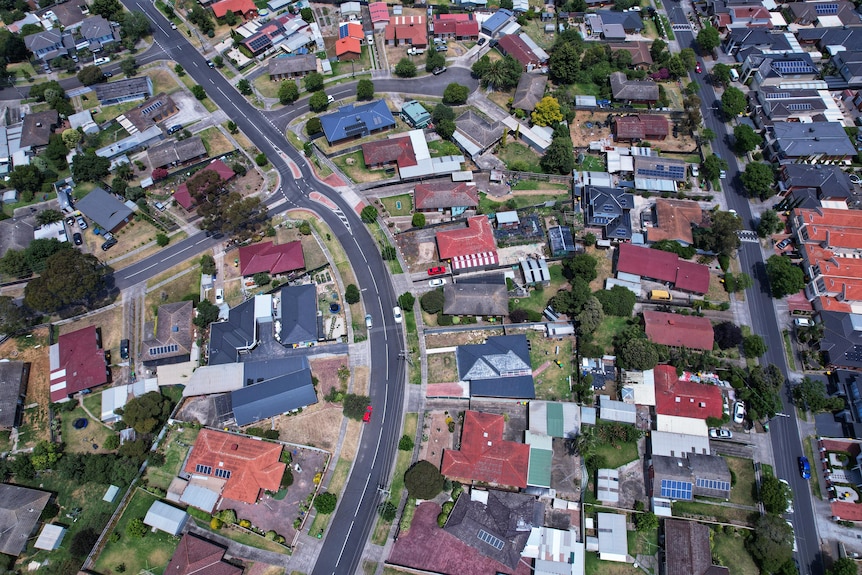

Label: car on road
[429,278,446,287]
[327,94,334,104]
[851,174,862,185]
[709,428,732,439]
[120,339,129,360]
[779,479,794,513]
[363,405,373,423]
[103,71,112,78]
[393,306,403,323]
[171,23,177,29]
[719,169,727,179]
[798,456,811,479]
[73,232,83,245]
[365,314,373,329]
[215,288,224,304]
[428,266,446,276]
[776,238,792,249]
[101,238,117,251]
[432,66,447,75]
[77,216,88,230]
[206,60,215,68]
[695,62,702,73]
[477,37,486,45]
[733,401,745,424]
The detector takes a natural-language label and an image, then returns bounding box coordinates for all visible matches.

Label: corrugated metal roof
[180,484,219,513]
[144,501,188,536]
[528,447,552,488]
[546,402,564,437]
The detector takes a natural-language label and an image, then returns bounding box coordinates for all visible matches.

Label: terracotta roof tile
[654,365,723,419]
[414,182,479,210]
[616,243,710,294]
[239,240,304,277]
[436,216,497,260]
[361,136,417,167]
[165,533,242,575]
[50,325,107,402]
[211,0,256,17]
[647,198,702,244]
[336,36,361,56]
[643,311,714,351]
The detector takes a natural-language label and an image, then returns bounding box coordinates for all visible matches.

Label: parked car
[167,124,182,135]
[155,201,166,211]
[733,401,745,424]
[77,216,88,230]
[215,288,224,304]
[779,479,794,513]
[695,62,702,73]
[103,71,112,78]
[363,405,373,423]
[171,22,177,29]
[101,238,117,251]
[798,456,811,479]
[73,232,83,245]
[120,339,129,360]
[709,428,732,439]
[365,314,373,329]
[429,278,446,287]
[851,173,862,185]
[427,266,446,276]
[776,238,792,249]
[66,216,75,226]
[435,45,448,52]
[432,66,447,75]
[794,317,813,327]
[393,306,403,323]
[477,37,487,45]
[206,59,215,68]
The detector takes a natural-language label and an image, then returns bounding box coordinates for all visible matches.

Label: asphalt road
[669,7,822,574]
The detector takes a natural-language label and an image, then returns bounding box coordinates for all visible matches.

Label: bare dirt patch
[425,329,503,349]
[418,411,454,469]
[588,246,615,292]
[427,353,458,384]
[0,328,51,448]
[310,355,349,399]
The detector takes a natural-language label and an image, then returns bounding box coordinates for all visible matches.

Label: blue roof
[482,8,513,33]
[320,100,396,144]
[231,356,318,425]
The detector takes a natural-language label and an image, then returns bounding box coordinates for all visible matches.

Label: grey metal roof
[650,430,710,458]
[80,15,113,40]
[771,121,856,158]
[277,284,319,345]
[597,512,627,559]
[0,484,51,556]
[147,137,207,168]
[231,356,317,425]
[208,298,258,365]
[521,258,550,284]
[652,453,731,491]
[144,501,189,536]
[482,8,514,34]
[599,395,636,423]
[442,275,508,317]
[24,28,63,52]
[268,53,317,76]
[93,76,153,104]
[456,334,535,398]
[609,72,658,102]
[179,483,219,513]
[548,226,576,256]
[0,361,26,428]
[76,187,133,232]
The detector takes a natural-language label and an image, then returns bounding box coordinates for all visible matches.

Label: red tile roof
[211,0,256,18]
[793,208,862,250]
[384,15,427,47]
[184,429,285,504]
[336,36,362,56]
[647,199,702,244]
[441,411,529,488]
[832,501,862,521]
[788,290,815,313]
[414,182,479,210]
[435,13,473,21]
[174,160,236,210]
[643,310,715,351]
[436,216,498,260]
[361,135,417,167]
[49,325,107,402]
[654,365,723,419]
[369,2,389,22]
[239,240,305,277]
[343,21,364,39]
[616,243,710,294]
[434,19,480,37]
[165,534,242,575]
[615,115,668,140]
[497,34,540,67]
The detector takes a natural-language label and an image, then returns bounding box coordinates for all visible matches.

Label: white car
[365,314,373,329]
[327,94,334,104]
[779,479,794,514]
[733,401,745,424]
[215,288,224,304]
[429,278,446,287]
[393,306,403,323]
[709,428,733,439]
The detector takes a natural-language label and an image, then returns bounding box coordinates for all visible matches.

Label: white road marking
[335,521,354,568]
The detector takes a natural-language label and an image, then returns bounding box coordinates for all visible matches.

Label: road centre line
[335,521,354,568]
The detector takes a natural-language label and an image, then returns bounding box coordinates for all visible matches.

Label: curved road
[669,6,822,574]
[102,6,475,574]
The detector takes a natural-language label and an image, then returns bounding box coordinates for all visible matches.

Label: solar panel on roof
[787,103,813,111]
[248,36,271,50]
[765,92,792,99]
[141,100,164,115]
[773,60,815,74]
[344,122,367,136]
[660,479,692,499]
[696,477,730,491]
[477,529,505,550]
[815,3,838,14]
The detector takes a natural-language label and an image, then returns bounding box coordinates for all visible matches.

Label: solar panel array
[149,343,179,356]
[195,464,212,474]
[141,100,164,116]
[660,479,693,499]
[787,103,813,111]
[344,122,367,137]
[477,529,505,550]
[773,60,815,75]
[636,165,686,179]
[215,468,231,479]
[845,344,862,364]
[248,35,272,51]
[765,92,792,99]
[696,477,730,492]
[815,3,838,14]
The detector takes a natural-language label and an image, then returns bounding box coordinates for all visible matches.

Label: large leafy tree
[712,63,732,86]
[746,515,793,574]
[696,26,720,52]
[540,137,575,175]
[742,334,767,358]
[8,164,44,195]
[701,154,727,181]
[314,492,337,514]
[72,152,111,181]
[562,253,597,282]
[356,78,374,100]
[91,0,123,19]
[549,41,580,84]
[713,322,743,349]
[733,124,762,154]
[741,162,775,200]
[792,376,845,413]
[531,96,562,126]
[425,49,445,72]
[0,296,34,336]
[121,11,151,44]
[308,90,329,112]
[24,250,108,313]
[694,210,741,257]
[576,296,604,336]
[404,460,445,500]
[721,86,747,117]
[759,475,790,515]
[757,209,784,238]
[0,238,71,277]
[442,83,469,105]
[593,285,636,317]
[119,391,174,434]
[278,81,299,104]
[617,337,659,371]
[475,55,522,90]
[394,58,417,78]
[828,558,859,575]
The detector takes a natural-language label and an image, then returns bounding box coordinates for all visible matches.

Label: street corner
[287,159,302,179]
[308,191,338,210]
[322,173,346,187]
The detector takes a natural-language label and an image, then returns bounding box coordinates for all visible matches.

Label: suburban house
[742,53,819,90]
[369,1,390,28]
[609,72,659,104]
[24,29,73,62]
[453,110,504,160]
[141,301,195,366]
[616,242,710,294]
[144,501,189,536]
[652,453,732,500]
[587,10,644,33]
[76,187,134,233]
[319,100,397,145]
[432,13,480,40]
[481,9,514,37]
[654,364,723,421]
[724,5,771,28]
[80,15,118,51]
[51,0,90,30]
[211,0,257,19]
[20,110,59,150]
[442,274,509,318]
[787,0,859,26]
[614,115,669,142]
[362,135,416,170]
[820,312,862,370]
[273,284,321,346]
[779,164,853,209]
[238,240,305,278]
[643,311,715,351]
[49,325,109,402]
[608,42,653,69]
[384,15,427,47]
[400,100,432,129]
[723,28,797,60]
[496,33,548,70]
[165,534,243,575]
[230,356,318,425]
[436,215,499,271]
[268,54,317,80]
[512,74,547,112]
[93,77,153,105]
[173,160,236,211]
[414,181,479,216]
[0,485,51,556]
[147,137,207,169]
[0,361,27,429]
[583,185,634,241]
[456,334,535,398]
[665,519,730,575]
[441,411,531,488]
[596,512,628,562]
[443,490,543,569]
[185,429,285,504]
[95,126,163,159]
[835,50,862,89]
[123,93,179,133]
[754,86,843,126]
[646,198,703,246]
[335,36,361,60]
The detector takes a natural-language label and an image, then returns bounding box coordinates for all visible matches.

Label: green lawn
[528,332,573,401]
[380,194,413,216]
[478,192,568,214]
[498,141,542,172]
[509,264,567,314]
[93,489,180,575]
[579,155,605,172]
[594,433,639,468]
[512,180,571,191]
[592,316,630,354]
[572,82,602,97]
[726,456,757,507]
[628,528,659,562]
[404,310,421,385]
[585,551,640,574]
[371,412,418,545]
[332,150,389,184]
[712,529,759,575]
[145,425,201,491]
[366,221,403,274]
[61,405,112,453]
[428,140,461,157]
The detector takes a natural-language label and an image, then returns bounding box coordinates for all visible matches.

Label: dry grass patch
[587,246,614,292]
[273,403,342,451]
[0,329,51,448]
[486,89,514,111]
[427,352,458,383]
[146,258,198,290]
[147,67,181,94]
[425,329,502,348]
[198,126,235,157]
[144,267,201,320]
[707,271,730,303]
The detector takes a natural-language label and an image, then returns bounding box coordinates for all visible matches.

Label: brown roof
[512,74,547,112]
[51,0,89,27]
[665,519,730,575]
[608,42,653,66]
[123,93,177,132]
[164,533,243,575]
[648,198,702,244]
[614,115,668,140]
[497,34,541,68]
[362,135,417,167]
[20,110,59,148]
[141,301,194,364]
[384,15,427,46]
[610,72,659,102]
[643,310,714,351]
[414,181,478,210]
[268,53,317,76]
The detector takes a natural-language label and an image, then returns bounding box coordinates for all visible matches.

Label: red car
[427,266,447,276]
[363,405,373,423]
[695,63,702,73]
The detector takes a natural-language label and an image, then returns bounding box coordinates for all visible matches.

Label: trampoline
[329,303,341,313]
[73,418,88,430]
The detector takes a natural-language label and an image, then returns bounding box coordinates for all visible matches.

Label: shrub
[314,492,337,514]
[219,509,237,524]
[412,212,426,227]
[155,233,169,247]
[255,153,268,167]
[126,518,147,537]
[404,460,445,500]
[421,289,445,314]
[210,516,223,529]
[299,221,311,235]
[378,501,397,521]
[345,284,360,304]
[103,434,120,450]
[399,434,414,451]
[360,205,379,223]
[306,117,322,135]
[239,519,252,528]
[398,292,415,311]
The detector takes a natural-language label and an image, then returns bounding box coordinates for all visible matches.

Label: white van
[729,68,740,82]
[794,317,813,327]
[94,56,111,66]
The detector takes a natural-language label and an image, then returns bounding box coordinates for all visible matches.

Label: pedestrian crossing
[737,230,759,243]
[672,23,694,31]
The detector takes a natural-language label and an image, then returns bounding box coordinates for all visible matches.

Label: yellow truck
[649,290,671,301]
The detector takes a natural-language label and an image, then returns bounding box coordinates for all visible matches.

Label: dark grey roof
[652,453,731,498]
[548,225,576,255]
[771,121,856,159]
[584,186,634,240]
[75,187,133,231]
[454,110,503,150]
[93,77,153,104]
[51,0,89,27]
[820,311,862,370]
[726,28,793,52]
[277,284,320,345]
[0,362,26,428]
[457,334,535,398]
[20,110,58,148]
[797,27,862,52]
[147,137,207,168]
[0,484,50,556]
[780,164,853,200]
[609,72,658,102]
[442,275,508,317]
[788,0,860,25]
[268,54,317,76]
[512,73,547,112]
[23,28,63,52]
[209,298,258,365]
[231,356,317,426]
[443,489,543,568]
[592,10,644,30]
[80,15,113,40]
[141,301,194,365]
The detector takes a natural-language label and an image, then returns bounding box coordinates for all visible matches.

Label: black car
[167,124,182,135]
[73,232,83,245]
[103,72,112,78]
[206,60,215,68]
[101,238,118,251]
[120,339,129,360]
[477,37,486,46]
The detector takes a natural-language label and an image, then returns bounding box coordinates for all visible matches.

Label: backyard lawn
[427,140,461,157]
[579,155,605,172]
[497,141,542,173]
[528,332,572,401]
[726,456,757,507]
[585,551,640,574]
[592,316,630,355]
[593,425,639,468]
[509,264,566,314]
[332,151,389,184]
[427,352,458,384]
[146,425,201,491]
[712,529,759,575]
[672,500,758,527]
[60,405,113,453]
[198,126,235,157]
[380,193,413,216]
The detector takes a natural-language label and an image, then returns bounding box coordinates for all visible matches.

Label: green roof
[528,448,552,488]
[546,402,564,437]
[400,100,431,125]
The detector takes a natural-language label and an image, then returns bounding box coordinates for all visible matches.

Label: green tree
[696,26,720,52]
[398,292,415,312]
[255,153,268,167]
[421,289,445,314]
[701,128,716,141]
[0,296,34,336]
[308,90,329,112]
[36,209,63,226]
[300,6,313,21]
[398,435,414,451]
[8,164,45,195]
[30,440,63,470]
[253,272,270,286]
[425,49,445,72]
[120,391,174,434]
[634,511,658,532]
[45,134,68,169]
[701,154,728,181]
[442,83,469,105]
[793,376,845,413]
[155,233,169,247]
[23,250,107,313]
[77,65,106,86]
[306,117,322,135]
[733,124,762,154]
[345,284,361,304]
[617,337,659,371]
[549,41,580,84]
[200,254,216,275]
[194,299,220,329]
[746,515,793,574]
[213,56,224,68]
[91,0,122,18]
[650,39,668,63]
[531,96,563,127]
[741,162,775,200]
[304,72,324,92]
[712,63,732,86]
[314,492,337,514]
[103,434,120,450]
[667,54,687,79]
[394,58,417,78]
[121,11,151,43]
[62,128,82,150]
[766,255,805,298]
[563,253,597,282]
[721,86,747,117]
[378,501,397,521]
[759,475,790,515]
[551,278,591,315]
[541,137,575,175]
[827,558,859,575]
[742,334,767,358]
[126,518,147,538]
[679,48,697,70]
[694,209,741,257]
[191,85,207,100]
[361,205,379,223]
[342,393,370,419]
[404,460,445,499]
[237,79,252,95]
[576,296,604,335]
[356,78,374,100]
[70,527,99,558]
[435,118,455,140]
[174,64,185,76]
[713,321,743,349]
[412,212,426,227]
[593,285,636,316]
[188,4,214,34]
[227,120,238,133]
[757,209,784,238]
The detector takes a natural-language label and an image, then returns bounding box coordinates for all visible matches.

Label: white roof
[182,363,244,396]
[33,220,67,242]
[497,210,520,224]
[340,1,361,13]
[650,430,710,458]
[597,512,628,561]
[575,171,613,187]
[399,130,464,179]
[635,178,677,192]
[34,524,66,550]
[144,501,188,536]
[597,468,620,503]
[519,32,549,61]
[453,130,481,158]
[179,483,219,513]
[101,385,128,421]
[103,485,119,502]
[656,414,708,436]
[502,116,551,151]
[599,394,636,423]
[500,21,521,36]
